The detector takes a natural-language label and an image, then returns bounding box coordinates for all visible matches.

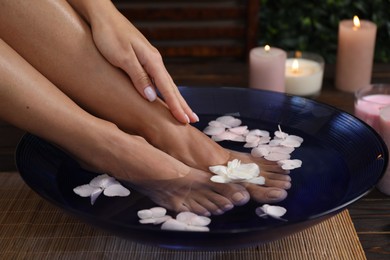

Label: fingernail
[184,114,190,124]
[193,112,200,122]
[144,86,157,102]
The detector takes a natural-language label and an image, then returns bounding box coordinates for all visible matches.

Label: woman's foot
[142,123,291,203]
[78,125,250,216]
[130,168,250,216]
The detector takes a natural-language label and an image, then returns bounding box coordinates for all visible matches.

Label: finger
[133,42,199,124]
[144,57,197,124]
[171,83,200,123]
[119,48,158,103]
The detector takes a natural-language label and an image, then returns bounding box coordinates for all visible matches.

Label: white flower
[161,212,211,232]
[73,174,130,205]
[209,159,265,185]
[138,207,172,224]
[278,159,303,170]
[138,209,211,232]
[256,204,287,221]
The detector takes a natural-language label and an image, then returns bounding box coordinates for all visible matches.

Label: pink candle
[335,16,377,92]
[249,45,286,92]
[354,94,390,132]
[378,106,390,195]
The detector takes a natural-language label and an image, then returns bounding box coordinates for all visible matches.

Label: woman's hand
[67,0,199,124]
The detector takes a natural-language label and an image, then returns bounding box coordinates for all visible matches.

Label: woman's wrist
[67,0,118,25]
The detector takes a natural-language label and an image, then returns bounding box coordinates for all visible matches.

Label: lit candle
[285,51,324,96]
[335,16,377,92]
[249,45,286,92]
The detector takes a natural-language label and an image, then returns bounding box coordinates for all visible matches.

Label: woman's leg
[0,0,289,203]
[0,36,251,216]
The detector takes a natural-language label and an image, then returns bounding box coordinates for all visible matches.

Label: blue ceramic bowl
[16,87,387,249]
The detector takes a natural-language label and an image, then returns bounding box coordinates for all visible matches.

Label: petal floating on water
[104,184,130,197]
[203,125,226,136]
[90,188,103,205]
[216,116,242,128]
[161,218,188,231]
[73,184,96,197]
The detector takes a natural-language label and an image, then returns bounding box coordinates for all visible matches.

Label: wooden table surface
[165,60,390,260]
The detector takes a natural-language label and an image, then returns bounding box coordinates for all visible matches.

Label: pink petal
[73,184,96,197]
[213,131,246,142]
[216,116,242,127]
[104,184,130,197]
[270,146,295,154]
[176,212,211,226]
[208,120,228,128]
[203,126,226,136]
[246,135,260,143]
[228,126,249,135]
[161,219,188,231]
[251,146,270,157]
[90,188,103,205]
[247,176,265,185]
[264,152,291,161]
[244,141,259,148]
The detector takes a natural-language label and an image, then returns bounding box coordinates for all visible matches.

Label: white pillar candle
[249,45,286,92]
[285,52,324,96]
[335,16,377,92]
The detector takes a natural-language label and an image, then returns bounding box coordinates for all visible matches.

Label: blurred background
[258,0,390,63]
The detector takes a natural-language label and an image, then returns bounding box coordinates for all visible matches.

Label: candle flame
[292,59,299,73]
[353,16,360,30]
[264,45,271,52]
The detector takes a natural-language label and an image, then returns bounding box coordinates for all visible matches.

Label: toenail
[267,190,286,199]
[224,203,234,210]
[203,211,211,217]
[215,209,224,215]
[232,192,248,203]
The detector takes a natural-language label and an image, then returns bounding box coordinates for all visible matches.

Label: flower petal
[139,215,172,225]
[262,204,287,218]
[228,126,249,135]
[278,159,302,170]
[90,174,118,189]
[251,146,270,158]
[103,184,130,197]
[90,188,103,205]
[185,225,210,232]
[270,146,295,154]
[264,152,291,161]
[210,175,230,183]
[161,218,188,231]
[247,176,265,185]
[216,131,246,142]
[209,165,228,175]
[137,209,153,219]
[216,116,242,128]
[73,184,96,197]
[208,120,228,128]
[176,212,211,226]
[203,125,226,136]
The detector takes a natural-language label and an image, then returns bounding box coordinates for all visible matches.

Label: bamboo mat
[0,172,366,260]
